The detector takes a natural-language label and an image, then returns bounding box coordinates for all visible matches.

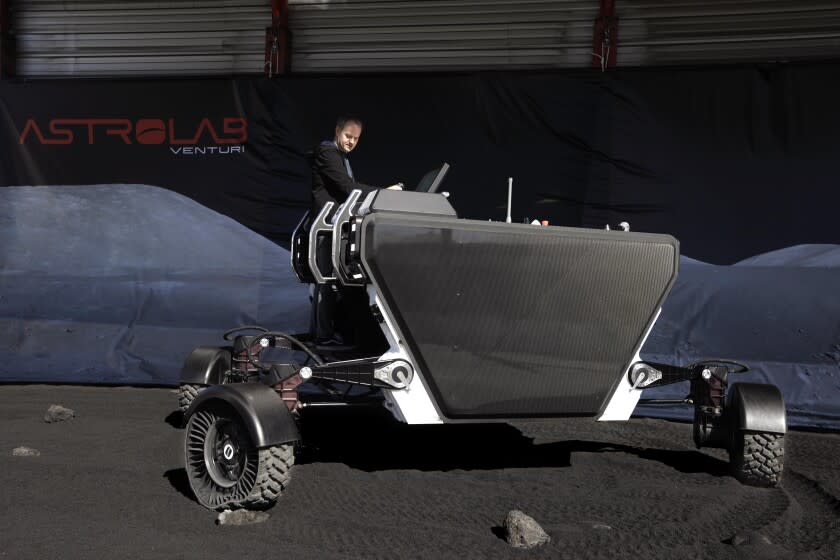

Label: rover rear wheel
[177,383,203,414]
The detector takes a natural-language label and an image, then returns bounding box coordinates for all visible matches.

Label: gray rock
[503,510,550,549]
[12,446,41,457]
[44,404,75,423]
[216,509,270,526]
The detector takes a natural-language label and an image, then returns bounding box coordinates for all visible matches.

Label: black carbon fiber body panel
[361,214,679,419]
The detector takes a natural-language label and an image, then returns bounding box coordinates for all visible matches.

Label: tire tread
[731,432,784,487]
[177,383,202,414]
[233,444,295,509]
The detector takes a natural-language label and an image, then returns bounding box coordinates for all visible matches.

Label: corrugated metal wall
[289,0,840,73]
[288,0,597,72]
[618,0,840,66]
[13,0,271,77]
[9,0,840,77]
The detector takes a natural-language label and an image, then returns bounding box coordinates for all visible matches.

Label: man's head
[334,115,363,153]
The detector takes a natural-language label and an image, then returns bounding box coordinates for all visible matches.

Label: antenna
[506,177,513,223]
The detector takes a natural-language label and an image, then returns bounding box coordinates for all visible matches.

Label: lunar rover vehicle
[179,187,786,510]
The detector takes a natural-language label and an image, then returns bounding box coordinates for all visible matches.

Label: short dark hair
[336,115,363,130]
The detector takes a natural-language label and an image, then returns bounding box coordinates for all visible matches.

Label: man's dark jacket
[311,141,376,214]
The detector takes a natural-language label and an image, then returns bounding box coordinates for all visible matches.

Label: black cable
[223,326,325,371]
[685,358,749,374]
[222,325,268,341]
[263,331,324,366]
[245,337,267,372]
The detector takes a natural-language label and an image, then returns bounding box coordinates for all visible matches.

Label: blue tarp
[639,246,840,430]
[0,185,310,385]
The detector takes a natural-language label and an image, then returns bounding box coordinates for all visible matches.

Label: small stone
[44,404,75,423]
[592,523,613,530]
[216,509,270,526]
[503,510,551,549]
[13,447,41,457]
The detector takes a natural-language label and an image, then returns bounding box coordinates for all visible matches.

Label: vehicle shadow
[296,407,730,477]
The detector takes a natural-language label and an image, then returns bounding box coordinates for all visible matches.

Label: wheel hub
[203,420,247,488]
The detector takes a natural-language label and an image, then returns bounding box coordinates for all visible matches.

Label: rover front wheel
[185,402,294,510]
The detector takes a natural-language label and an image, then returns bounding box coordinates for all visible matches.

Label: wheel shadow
[164,410,184,429]
[296,408,731,477]
[164,468,198,504]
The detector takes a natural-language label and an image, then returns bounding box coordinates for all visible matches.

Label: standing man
[310,115,401,345]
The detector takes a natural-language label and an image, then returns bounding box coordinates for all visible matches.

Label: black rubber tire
[184,402,294,510]
[177,383,203,414]
[729,431,784,487]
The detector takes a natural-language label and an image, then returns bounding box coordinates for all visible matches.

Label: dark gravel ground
[1,385,838,560]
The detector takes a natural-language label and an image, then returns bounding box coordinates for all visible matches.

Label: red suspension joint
[592,0,618,71]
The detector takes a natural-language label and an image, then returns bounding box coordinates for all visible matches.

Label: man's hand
[386,183,403,190]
